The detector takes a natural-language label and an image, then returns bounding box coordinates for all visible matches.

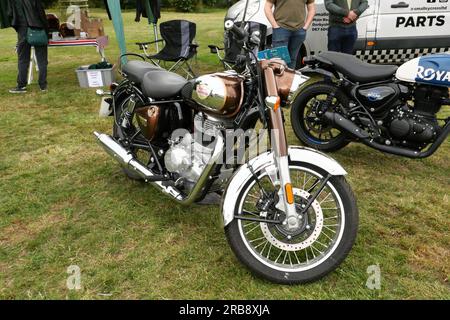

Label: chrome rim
[237,166,345,272]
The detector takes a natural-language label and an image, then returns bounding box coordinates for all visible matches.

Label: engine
[387,105,439,144]
[163,113,234,192]
[352,82,445,147]
[387,85,447,146]
[164,133,214,190]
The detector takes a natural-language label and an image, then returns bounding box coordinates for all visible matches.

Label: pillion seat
[141,70,188,99]
[317,51,398,83]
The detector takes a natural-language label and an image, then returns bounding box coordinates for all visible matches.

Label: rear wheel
[112,93,152,181]
[290,83,350,152]
[225,161,358,284]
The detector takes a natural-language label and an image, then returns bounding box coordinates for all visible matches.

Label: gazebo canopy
[105,0,161,64]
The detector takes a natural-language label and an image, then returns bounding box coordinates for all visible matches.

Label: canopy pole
[144,0,159,52]
[107,0,127,65]
[153,24,159,52]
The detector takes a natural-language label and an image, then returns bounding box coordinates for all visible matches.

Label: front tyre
[225,162,358,284]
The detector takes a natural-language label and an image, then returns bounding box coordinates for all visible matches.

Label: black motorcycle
[290,51,450,158]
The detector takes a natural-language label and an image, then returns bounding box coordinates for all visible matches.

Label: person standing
[265,0,316,69]
[325,0,368,54]
[8,0,49,93]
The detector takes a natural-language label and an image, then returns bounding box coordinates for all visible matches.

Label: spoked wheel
[225,161,358,284]
[112,94,155,180]
[291,83,350,152]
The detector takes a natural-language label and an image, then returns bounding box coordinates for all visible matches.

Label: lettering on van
[312,12,329,32]
[396,15,445,27]
[417,66,450,82]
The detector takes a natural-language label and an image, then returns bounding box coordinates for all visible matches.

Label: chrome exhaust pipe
[93,131,225,205]
[93,131,155,180]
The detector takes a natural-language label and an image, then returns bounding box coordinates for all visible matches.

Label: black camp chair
[209,21,268,70]
[136,20,198,79]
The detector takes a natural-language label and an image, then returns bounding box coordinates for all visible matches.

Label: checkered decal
[309,48,450,64]
[355,47,450,64]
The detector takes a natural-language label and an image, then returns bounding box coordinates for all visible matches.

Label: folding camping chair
[209,21,268,70]
[136,20,198,79]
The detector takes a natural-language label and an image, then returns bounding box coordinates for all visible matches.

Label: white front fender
[221,146,347,227]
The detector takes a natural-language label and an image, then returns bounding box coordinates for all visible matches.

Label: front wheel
[290,83,350,152]
[225,161,358,284]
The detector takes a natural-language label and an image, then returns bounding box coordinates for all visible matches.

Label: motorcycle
[93,8,359,284]
[290,51,450,158]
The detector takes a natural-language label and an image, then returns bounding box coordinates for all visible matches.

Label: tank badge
[416,54,450,87]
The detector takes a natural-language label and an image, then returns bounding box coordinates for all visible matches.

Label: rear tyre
[225,161,358,284]
[112,92,147,181]
[290,83,350,152]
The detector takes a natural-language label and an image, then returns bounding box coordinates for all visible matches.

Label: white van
[228,0,450,66]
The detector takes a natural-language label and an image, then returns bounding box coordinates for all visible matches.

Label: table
[28,36,109,85]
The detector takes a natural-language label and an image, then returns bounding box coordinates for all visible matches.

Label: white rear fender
[222,146,347,227]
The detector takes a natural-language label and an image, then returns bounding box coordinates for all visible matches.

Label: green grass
[0,9,449,300]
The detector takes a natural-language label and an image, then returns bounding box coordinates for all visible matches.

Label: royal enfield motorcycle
[93,17,359,284]
[290,51,450,158]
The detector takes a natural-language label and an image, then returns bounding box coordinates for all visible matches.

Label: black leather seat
[317,52,398,83]
[121,60,161,84]
[142,70,188,99]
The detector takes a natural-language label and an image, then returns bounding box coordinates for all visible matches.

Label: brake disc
[260,189,324,252]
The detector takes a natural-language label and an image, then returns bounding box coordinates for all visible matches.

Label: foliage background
[41,0,235,12]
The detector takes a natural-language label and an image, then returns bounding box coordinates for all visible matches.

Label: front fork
[263,66,299,230]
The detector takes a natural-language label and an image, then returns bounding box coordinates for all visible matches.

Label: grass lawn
[0,9,449,300]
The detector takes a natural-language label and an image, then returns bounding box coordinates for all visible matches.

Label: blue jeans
[327,25,358,54]
[272,27,307,69]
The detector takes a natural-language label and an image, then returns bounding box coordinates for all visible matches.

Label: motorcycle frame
[112,82,229,204]
[103,72,262,205]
